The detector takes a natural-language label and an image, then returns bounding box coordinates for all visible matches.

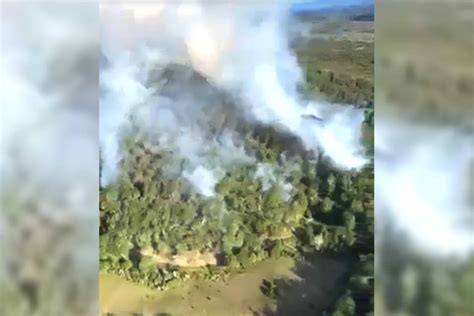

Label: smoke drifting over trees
[99,1,368,194]
[99,2,374,315]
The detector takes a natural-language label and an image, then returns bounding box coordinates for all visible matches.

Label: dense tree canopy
[99,60,374,313]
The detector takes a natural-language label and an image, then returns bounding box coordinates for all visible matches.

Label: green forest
[100,32,375,315]
[100,109,374,315]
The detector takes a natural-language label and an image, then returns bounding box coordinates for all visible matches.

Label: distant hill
[293,3,374,22]
[351,11,374,21]
[291,0,373,12]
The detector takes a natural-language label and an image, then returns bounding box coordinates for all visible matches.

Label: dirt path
[141,248,218,268]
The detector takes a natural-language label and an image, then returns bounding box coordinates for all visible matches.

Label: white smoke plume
[376,118,474,259]
[255,163,279,192]
[100,1,368,195]
[183,166,223,198]
[254,162,296,202]
[0,2,98,314]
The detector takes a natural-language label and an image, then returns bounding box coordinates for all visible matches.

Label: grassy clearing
[100,257,295,315]
[298,39,373,80]
[291,15,374,106]
[100,254,349,316]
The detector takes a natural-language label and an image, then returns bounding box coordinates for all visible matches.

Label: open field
[100,255,349,316]
[292,14,374,106]
[100,258,293,315]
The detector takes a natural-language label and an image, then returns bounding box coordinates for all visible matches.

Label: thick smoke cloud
[376,118,474,259]
[100,1,368,195]
[0,2,98,315]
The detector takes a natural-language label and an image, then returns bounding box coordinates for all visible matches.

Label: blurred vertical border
[376,0,473,315]
[0,1,99,315]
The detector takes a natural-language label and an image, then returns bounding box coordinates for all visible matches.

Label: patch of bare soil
[142,248,218,267]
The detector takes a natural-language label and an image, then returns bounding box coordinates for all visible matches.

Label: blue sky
[291,0,373,12]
